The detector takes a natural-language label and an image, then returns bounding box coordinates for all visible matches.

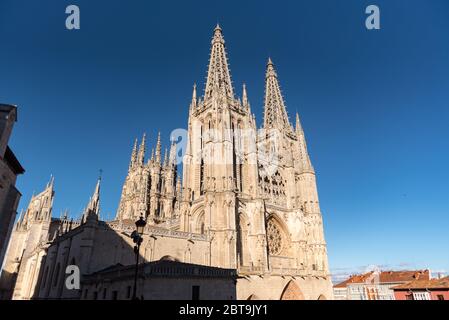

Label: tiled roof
[334,274,369,288]
[378,270,430,283]
[392,276,449,290]
[333,270,430,288]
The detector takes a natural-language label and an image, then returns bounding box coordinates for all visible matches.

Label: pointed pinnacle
[138,133,146,164]
[155,132,162,163]
[296,112,303,131]
[242,83,248,107]
[47,174,54,188]
[266,57,277,78]
[130,138,138,168]
[169,140,177,165]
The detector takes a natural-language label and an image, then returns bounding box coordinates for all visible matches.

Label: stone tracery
[266,218,284,256]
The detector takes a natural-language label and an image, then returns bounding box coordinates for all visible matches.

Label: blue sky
[1,0,448,279]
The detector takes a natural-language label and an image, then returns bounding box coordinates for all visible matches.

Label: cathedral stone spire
[189,83,197,116]
[169,139,177,165]
[295,112,303,133]
[295,112,313,172]
[204,25,234,100]
[47,174,55,189]
[192,83,197,105]
[155,132,162,164]
[91,177,101,211]
[129,138,138,169]
[83,177,101,222]
[263,58,292,132]
[137,133,146,166]
[242,83,251,111]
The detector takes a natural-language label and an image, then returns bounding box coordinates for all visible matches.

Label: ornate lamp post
[131,216,146,300]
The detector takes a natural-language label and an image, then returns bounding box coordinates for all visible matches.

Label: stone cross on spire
[263,58,293,132]
[204,24,234,100]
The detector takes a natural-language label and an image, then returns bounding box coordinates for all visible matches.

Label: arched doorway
[280,280,305,300]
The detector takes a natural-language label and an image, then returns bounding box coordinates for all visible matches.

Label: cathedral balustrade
[107,221,207,241]
[270,267,305,276]
[150,227,208,241]
[237,265,264,274]
[148,264,236,277]
[269,255,296,269]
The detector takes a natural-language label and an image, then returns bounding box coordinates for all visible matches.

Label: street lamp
[131,216,146,300]
[135,216,146,235]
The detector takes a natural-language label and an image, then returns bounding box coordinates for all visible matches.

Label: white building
[333,270,430,300]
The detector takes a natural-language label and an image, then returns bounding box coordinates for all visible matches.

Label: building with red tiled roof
[333,270,430,300]
[392,276,449,300]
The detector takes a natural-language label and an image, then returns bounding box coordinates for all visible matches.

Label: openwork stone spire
[263,58,292,132]
[296,112,314,172]
[204,24,234,100]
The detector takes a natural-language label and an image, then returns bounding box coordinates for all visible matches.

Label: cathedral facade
[0,26,332,300]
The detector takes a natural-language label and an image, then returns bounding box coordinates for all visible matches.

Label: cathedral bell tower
[180,25,259,269]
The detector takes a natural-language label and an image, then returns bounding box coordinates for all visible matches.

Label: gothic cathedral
[0,26,332,300]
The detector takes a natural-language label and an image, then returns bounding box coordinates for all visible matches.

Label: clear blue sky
[1,0,448,278]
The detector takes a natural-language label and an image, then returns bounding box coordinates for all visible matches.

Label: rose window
[267,219,283,255]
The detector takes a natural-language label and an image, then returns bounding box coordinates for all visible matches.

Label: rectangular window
[192,286,200,300]
[413,292,430,300]
[84,289,88,299]
[112,291,118,300]
[93,291,98,300]
[103,288,107,300]
[127,286,132,299]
